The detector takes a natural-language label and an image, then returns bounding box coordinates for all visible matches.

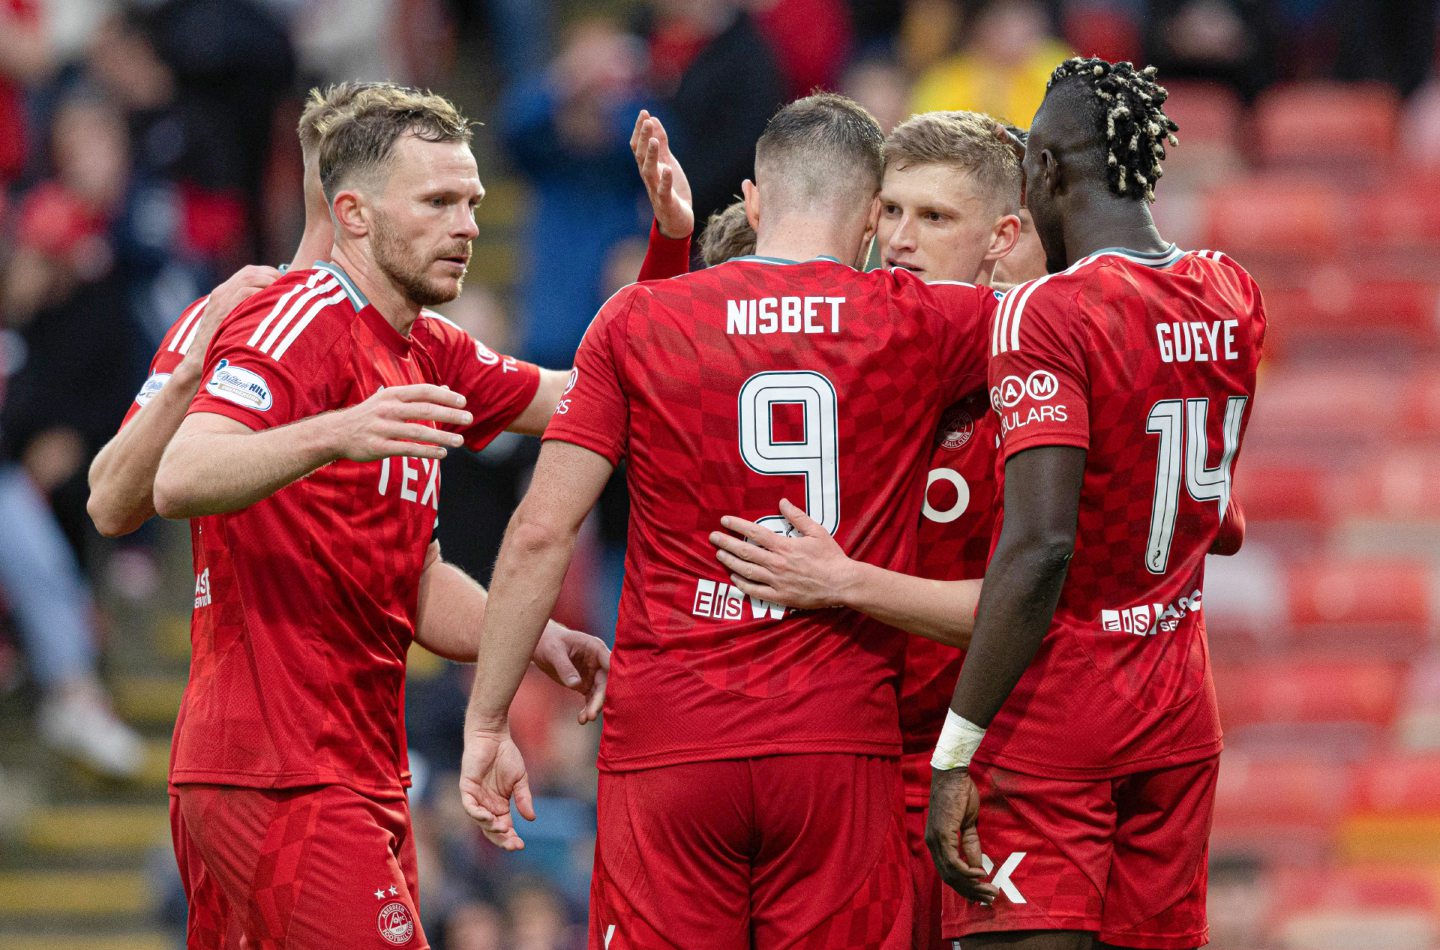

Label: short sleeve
[421,315,542,450]
[120,296,209,428]
[187,295,341,431]
[988,280,1090,460]
[541,287,638,466]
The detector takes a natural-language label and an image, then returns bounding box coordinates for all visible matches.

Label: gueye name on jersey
[726,296,845,336]
[1156,320,1240,364]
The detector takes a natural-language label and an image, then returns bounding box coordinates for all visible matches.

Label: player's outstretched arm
[711,499,982,647]
[506,368,569,436]
[631,109,694,240]
[87,266,280,536]
[153,384,472,519]
[461,440,614,850]
[415,541,609,724]
[926,444,1085,904]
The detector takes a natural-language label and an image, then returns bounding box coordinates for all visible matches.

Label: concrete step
[0,931,171,950]
[0,869,150,919]
[22,803,169,856]
[113,674,185,729]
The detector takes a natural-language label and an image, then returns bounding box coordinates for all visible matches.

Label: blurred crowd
[2,0,1439,946]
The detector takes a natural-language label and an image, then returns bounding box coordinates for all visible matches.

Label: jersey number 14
[1144,395,1247,574]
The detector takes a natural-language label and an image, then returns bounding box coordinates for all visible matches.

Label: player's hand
[709,498,855,610]
[459,727,536,851]
[178,265,283,377]
[631,110,693,239]
[329,385,473,463]
[531,622,611,724]
[926,767,998,905]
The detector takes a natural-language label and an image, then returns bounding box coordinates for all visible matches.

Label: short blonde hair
[884,111,1022,214]
[297,81,397,157]
[699,200,756,267]
[317,85,473,201]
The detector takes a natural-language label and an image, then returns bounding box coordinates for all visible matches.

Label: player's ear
[862,193,881,244]
[984,213,1022,263]
[1040,148,1061,198]
[742,179,760,232]
[332,189,370,239]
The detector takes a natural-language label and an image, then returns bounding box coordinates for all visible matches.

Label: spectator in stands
[1142,0,1280,101]
[748,0,853,98]
[500,15,649,370]
[644,0,787,232]
[909,0,1071,125]
[0,0,55,186]
[0,86,145,779]
[842,55,913,133]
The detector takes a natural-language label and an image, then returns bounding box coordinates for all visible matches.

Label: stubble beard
[372,213,466,308]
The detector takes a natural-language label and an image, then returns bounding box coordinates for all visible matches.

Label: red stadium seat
[1231,462,1330,524]
[1352,176,1440,248]
[1215,660,1404,730]
[1349,755,1440,814]
[1206,178,1344,258]
[1246,365,1388,448]
[1348,447,1440,519]
[1162,81,1243,151]
[1261,270,1440,349]
[1286,559,1433,629]
[1211,755,1349,861]
[1254,82,1401,168]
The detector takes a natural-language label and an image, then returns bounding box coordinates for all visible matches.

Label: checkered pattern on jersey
[899,392,1000,800]
[546,261,996,771]
[979,251,1266,779]
[174,268,533,795]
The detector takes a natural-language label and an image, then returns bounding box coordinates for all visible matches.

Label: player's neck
[288,221,334,273]
[329,244,422,336]
[753,219,859,268]
[1060,197,1168,268]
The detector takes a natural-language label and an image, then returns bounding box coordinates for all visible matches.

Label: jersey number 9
[737,371,841,537]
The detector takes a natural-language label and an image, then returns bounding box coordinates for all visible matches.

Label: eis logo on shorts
[377,901,415,945]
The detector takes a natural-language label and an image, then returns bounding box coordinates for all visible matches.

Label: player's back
[982,246,1265,778]
[549,255,993,771]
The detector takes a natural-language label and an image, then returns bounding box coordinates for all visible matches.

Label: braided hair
[1046,58,1180,203]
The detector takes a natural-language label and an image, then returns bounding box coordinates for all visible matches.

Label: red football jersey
[898,389,998,805]
[546,256,997,771]
[170,263,539,795]
[121,295,212,426]
[977,245,1265,779]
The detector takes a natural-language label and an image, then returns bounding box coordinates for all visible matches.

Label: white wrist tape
[931,710,987,770]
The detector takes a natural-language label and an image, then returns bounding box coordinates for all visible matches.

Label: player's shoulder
[991,262,1097,357]
[216,264,357,364]
[159,294,212,356]
[1185,247,1263,298]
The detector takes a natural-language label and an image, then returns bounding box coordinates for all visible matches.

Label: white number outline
[737,371,840,536]
[1144,395,1247,574]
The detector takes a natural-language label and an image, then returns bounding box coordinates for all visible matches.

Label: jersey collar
[313,260,370,309]
[725,254,850,268]
[1089,244,1184,268]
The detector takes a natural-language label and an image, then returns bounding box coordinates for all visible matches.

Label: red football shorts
[588,754,912,949]
[905,803,947,950]
[170,783,427,949]
[942,756,1218,950]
